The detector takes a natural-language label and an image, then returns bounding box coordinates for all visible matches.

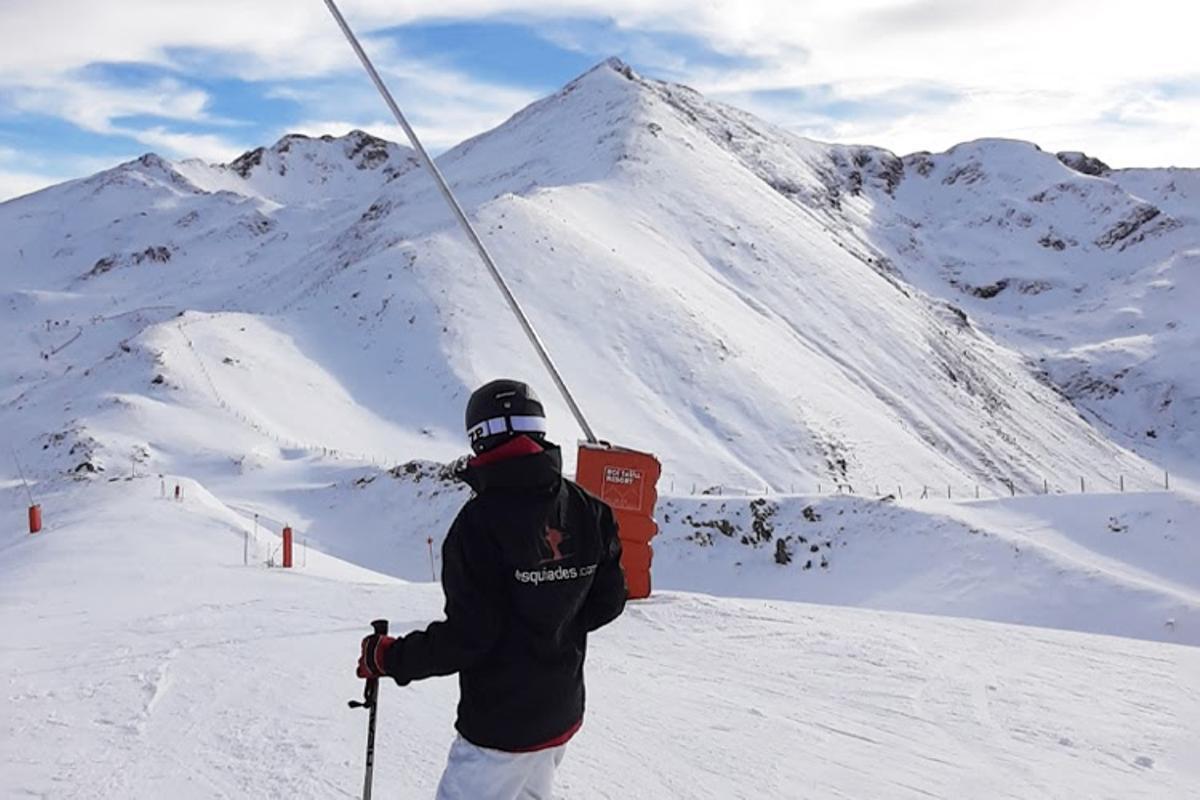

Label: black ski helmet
[465,379,547,454]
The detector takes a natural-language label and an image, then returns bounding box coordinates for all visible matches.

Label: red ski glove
[356,631,397,679]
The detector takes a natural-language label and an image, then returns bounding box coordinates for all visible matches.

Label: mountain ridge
[1,58,1194,494]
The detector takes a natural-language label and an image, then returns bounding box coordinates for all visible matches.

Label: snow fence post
[427,536,436,581]
[1080,477,1086,494]
[1165,471,1170,490]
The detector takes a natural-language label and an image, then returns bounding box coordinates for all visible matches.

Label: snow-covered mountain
[3,59,1199,799]
[860,141,1200,478]
[3,59,1195,498]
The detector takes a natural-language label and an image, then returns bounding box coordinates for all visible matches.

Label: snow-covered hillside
[859,142,1199,479]
[2,59,1193,496]
[3,480,1197,799]
[197,452,1197,645]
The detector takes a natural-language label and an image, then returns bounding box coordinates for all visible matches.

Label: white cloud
[3,1,1198,92]
[8,77,213,134]
[0,169,58,202]
[0,147,143,202]
[0,1,1197,166]
[266,41,541,153]
[2,73,252,162]
[130,128,246,163]
[723,80,1200,169]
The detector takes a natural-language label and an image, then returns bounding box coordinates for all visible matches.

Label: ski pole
[349,619,389,800]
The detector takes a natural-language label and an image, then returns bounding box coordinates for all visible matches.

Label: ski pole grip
[371,619,389,636]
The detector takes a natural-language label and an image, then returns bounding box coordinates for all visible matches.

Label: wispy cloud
[265,38,542,152]
[0,145,128,203]
[0,169,57,202]
[7,77,212,133]
[1,73,251,165]
[0,0,1197,189]
[131,128,246,163]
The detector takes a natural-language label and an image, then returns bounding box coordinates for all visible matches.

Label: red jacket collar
[469,435,544,467]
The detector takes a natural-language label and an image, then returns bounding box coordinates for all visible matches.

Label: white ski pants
[435,735,566,800]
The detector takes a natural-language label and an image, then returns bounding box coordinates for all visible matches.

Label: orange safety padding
[618,516,658,545]
[575,443,661,600]
[621,541,653,575]
[622,546,653,599]
[28,504,42,534]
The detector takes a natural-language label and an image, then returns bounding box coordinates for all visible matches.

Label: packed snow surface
[3,481,1198,799]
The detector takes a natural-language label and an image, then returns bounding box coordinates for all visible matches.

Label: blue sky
[1,0,1197,201]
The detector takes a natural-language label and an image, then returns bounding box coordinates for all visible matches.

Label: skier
[356,379,628,799]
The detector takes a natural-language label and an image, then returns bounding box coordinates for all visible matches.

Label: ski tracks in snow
[5,486,1198,798]
[576,594,1196,799]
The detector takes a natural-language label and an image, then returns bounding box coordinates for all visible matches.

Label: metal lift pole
[321,0,598,444]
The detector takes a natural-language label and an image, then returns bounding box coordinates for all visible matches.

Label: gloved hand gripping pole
[348,619,389,800]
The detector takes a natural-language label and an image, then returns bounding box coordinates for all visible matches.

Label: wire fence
[657,470,1176,500]
[223,501,307,569]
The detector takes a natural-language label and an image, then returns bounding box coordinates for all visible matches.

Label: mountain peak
[601,56,638,80]
[553,56,648,101]
[223,128,406,181]
[1057,150,1111,177]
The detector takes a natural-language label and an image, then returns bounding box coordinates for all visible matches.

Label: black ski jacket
[385,439,627,751]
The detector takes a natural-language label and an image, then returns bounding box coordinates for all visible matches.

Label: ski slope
[3,479,1198,799]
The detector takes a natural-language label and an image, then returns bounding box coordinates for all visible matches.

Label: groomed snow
[3,480,1197,799]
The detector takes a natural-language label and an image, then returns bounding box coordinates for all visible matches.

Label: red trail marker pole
[282,526,293,569]
[12,449,40,534]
